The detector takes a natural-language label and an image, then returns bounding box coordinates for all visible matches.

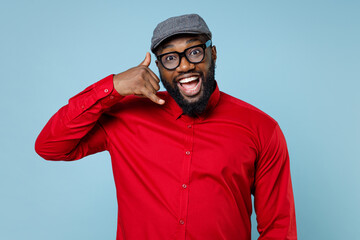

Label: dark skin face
[155,35,217,116]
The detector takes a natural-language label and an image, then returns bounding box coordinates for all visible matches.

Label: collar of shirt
[161,81,221,122]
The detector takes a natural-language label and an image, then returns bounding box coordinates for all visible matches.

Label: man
[35,14,297,239]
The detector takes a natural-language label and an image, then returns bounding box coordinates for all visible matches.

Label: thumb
[139,52,151,67]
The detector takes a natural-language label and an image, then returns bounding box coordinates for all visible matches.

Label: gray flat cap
[151,14,212,53]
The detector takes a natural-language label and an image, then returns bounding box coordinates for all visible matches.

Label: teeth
[179,76,198,84]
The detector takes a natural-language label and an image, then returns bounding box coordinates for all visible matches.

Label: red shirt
[35,75,297,240]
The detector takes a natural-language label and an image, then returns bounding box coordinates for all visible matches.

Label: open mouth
[177,76,202,97]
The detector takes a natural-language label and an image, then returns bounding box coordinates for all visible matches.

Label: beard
[160,60,216,118]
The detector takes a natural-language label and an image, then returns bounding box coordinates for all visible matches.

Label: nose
[177,55,195,72]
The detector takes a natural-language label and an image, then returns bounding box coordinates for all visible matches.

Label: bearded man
[35,14,297,240]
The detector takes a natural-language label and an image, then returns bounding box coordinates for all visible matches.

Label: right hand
[113,52,165,105]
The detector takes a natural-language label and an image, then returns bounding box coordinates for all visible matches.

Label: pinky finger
[142,88,165,105]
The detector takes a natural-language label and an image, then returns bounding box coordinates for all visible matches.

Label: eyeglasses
[156,40,212,70]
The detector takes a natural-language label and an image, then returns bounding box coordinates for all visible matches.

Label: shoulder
[105,91,169,116]
[216,91,278,127]
[212,91,281,150]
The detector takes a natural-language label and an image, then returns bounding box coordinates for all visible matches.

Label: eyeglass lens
[160,45,205,70]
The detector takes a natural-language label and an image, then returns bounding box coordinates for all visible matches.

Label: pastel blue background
[1,0,359,239]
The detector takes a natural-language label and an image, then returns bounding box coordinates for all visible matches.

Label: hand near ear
[113,52,165,105]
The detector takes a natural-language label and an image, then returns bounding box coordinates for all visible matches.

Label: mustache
[172,71,203,83]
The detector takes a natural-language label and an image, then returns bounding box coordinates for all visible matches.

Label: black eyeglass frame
[156,40,212,70]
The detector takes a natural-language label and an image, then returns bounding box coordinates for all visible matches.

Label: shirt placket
[178,120,194,239]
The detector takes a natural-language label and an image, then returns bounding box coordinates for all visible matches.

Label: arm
[35,53,164,161]
[253,124,297,239]
[35,74,122,160]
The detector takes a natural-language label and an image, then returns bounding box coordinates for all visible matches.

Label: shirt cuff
[93,74,124,109]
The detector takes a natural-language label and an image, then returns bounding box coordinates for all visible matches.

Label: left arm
[253,124,297,239]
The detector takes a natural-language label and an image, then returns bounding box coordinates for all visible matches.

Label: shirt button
[179,219,185,225]
[187,125,192,128]
[185,151,190,155]
[81,105,85,109]
[182,184,187,189]
[110,95,114,100]
[104,89,109,93]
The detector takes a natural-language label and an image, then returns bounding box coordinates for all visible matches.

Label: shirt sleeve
[253,124,297,239]
[35,74,123,161]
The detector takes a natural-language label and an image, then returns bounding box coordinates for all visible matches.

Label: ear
[211,45,217,63]
[155,59,159,68]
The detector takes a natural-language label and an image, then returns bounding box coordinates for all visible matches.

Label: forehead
[157,34,204,54]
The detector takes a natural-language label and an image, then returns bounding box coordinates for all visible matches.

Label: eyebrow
[161,38,201,51]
